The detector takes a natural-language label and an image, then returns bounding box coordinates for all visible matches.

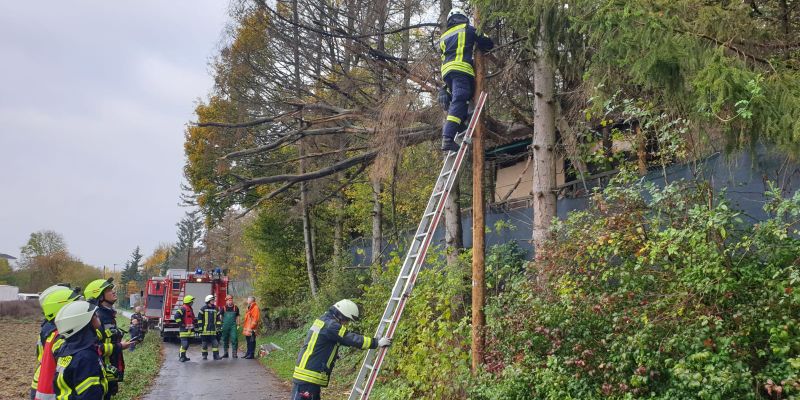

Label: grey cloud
[0,1,229,266]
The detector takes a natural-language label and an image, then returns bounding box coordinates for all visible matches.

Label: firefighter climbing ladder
[349,92,488,400]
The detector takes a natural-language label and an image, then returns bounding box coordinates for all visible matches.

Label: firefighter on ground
[53,300,109,400]
[197,294,222,360]
[84,278,134,399]
[439,7,494,152]
[291,299,392,400]
[173,295,196,362]
[30,284,82,400]
[220,294,240,359]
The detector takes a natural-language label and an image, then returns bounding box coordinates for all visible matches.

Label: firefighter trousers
[442,71,474,140]
[201,335,219,357]
[290,382,321,400]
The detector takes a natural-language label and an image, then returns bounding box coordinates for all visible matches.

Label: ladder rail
[349,92,488,400]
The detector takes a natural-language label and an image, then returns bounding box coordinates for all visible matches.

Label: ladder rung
[355,387,364,394]
[390,296,401,302]
[382,318,393,324]
[365,363,374,370]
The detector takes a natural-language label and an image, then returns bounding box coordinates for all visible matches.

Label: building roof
[0,253,16,260]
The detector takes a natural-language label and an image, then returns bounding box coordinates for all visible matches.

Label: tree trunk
[532,17,557,260]
[444,182,463,265]
[300,144,319,297]
[333,196,343,263]
[440,0,463,267]
[439,0,452,30]
[401,0,413,62]
[635,122,647,175]
[370,178,383,267]
[295,0,318,296]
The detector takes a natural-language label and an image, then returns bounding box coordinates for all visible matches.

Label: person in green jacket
[220,294,240,358]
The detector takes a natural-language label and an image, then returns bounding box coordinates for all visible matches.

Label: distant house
[0,253,16,260]
[0,285,19,302]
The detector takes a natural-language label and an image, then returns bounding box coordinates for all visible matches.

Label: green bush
[471,175,800,400]
[358,248,473,399]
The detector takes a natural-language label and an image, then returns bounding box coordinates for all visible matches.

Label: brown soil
[0,319,39,400]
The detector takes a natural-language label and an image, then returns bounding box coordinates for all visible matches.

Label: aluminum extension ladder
[348,92,488,400]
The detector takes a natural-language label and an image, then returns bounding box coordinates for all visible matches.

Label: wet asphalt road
[144,342,291,400]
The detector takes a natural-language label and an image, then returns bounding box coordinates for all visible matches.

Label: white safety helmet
[55,300,97,339]
[332,299,360,321]
[205,294,215,303]
[447,8,468,23]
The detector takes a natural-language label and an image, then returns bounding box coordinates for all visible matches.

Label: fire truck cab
[144,268,229,340]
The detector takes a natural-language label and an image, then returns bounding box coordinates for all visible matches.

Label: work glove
[438,86,452,111]
[377,337,392,348]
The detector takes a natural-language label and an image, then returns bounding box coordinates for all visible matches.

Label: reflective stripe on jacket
[174,305,195,338]
[96,306,124,381]
[292,311,378,387]
[53,327,108,400]
[197,305,221,335]
[439,22,494,78]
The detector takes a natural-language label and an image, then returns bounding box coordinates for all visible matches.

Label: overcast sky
[0,2,230,268]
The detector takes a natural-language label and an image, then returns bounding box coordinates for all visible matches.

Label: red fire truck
[144,268,229,340]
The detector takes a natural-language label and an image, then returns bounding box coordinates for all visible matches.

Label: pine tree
[174,211,204,271]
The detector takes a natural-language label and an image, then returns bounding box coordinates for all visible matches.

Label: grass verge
[114,316,163,400]
[258,324,365,400]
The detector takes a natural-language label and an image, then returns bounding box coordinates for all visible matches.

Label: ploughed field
[0,319,39,400]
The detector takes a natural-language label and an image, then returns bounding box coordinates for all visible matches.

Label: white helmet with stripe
[55,300,97,339]
[447,8,468,23]
[332,299,360,321]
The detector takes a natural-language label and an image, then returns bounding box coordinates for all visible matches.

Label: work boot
[202,353,208,360]
[441,137,459,152]
[213,351,222,361]
[222,351,229,358]
[179,355,189,362]
[233,349,238,359]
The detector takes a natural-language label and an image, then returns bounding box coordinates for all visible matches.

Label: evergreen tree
[174,211,203,271]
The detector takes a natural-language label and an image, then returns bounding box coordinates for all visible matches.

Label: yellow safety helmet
[84,278,114,302]
[42,286,82,321]
[183,295,195,304]
[39,283,71,307]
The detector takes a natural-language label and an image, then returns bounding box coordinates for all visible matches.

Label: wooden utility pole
[471,7,486,375]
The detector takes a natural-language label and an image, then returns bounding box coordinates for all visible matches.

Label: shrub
[0,299,41,319]
[472,175,800,400]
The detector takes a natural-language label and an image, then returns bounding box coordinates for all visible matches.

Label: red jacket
[34,330,61,400]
